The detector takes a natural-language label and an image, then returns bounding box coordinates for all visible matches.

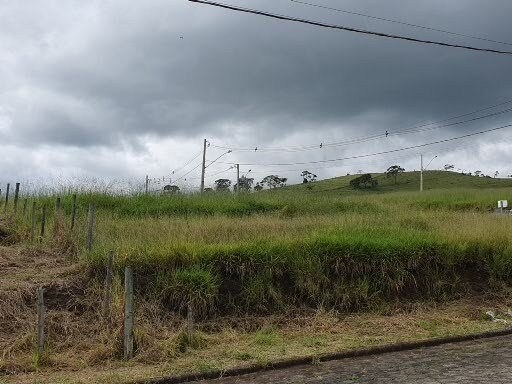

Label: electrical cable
[211,123,512,166]
[289,0,512,47]
[211,101,512,153]
[173,162,203,183]
[188,0,512,55]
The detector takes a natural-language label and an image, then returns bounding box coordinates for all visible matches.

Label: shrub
[350,174,378,189]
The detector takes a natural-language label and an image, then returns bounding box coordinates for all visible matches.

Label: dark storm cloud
[1,0,512,181]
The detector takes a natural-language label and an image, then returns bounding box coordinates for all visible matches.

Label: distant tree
[301,170,317,183]
[234,176,254,192]
[204,187,214,193]
[163,185,180,194]
[261,175,287,190]
[386,165,405,185]
[214,178,231,192]
[444,164,455,171]
[350,174,378,189]
[254,183,263,192]
[474,170,482,177]
[494,171,500,178]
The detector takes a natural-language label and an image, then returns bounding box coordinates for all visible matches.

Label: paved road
[200,335,512,383]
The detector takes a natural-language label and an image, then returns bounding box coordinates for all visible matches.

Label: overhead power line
[189,166,235,180]
[290,0,512,47]
[173,162,203,183]
[240,136,512,176]
[213,123,512,166]
[211,101,512,153]
[172,150,203,176]
[188,0,512,55]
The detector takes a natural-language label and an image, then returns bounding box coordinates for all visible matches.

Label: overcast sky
[1,0,512,191]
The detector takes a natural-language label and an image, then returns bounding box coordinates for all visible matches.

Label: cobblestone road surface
[200,335,512,383]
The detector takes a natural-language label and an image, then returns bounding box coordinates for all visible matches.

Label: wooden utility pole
[145,175,149,194]
[200,139,207,194]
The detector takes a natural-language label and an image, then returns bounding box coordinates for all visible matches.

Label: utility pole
[145,175,149,194]
[236,164,240,194]
[420,154,424,192]
[200,139,207,194]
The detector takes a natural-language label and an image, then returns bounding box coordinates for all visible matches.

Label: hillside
[284,171,512,195]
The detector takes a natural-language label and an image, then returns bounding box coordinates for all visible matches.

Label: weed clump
[155,266,220,317]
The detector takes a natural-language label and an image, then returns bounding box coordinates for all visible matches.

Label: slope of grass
[6,171,512,316]
[26,171,512,220]
[3,172,512,382]
[284,171,512,195]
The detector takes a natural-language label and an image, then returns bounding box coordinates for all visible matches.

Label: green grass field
[8,171,512,316]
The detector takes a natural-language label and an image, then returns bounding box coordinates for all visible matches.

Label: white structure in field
[498,200,509,209]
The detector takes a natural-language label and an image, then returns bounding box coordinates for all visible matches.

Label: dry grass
[3,185,512,383]
[1,228,512,383]
[2,295,510,384]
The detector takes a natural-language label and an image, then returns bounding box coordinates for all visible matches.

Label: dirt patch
[0,247,81,291]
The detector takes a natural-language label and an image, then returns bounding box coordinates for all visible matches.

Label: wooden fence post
[104,251,114,320]
[55,197,61,215]
[40,206,46,243]
[36,287,46,359]
[22,199,28,219]
[54,197,62,236]
[4,183,9,212]
[86,204,95,251]
[124,266,134,360]
[13,183,20,215]
[70,194,77,230]
[31,202,37,244]
[187,302,194,346]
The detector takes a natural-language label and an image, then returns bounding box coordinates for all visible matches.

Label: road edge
[133,326,512,384]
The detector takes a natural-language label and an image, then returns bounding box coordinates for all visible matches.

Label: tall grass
[8,185,512,316]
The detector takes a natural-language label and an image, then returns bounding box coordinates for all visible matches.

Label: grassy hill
[284,171,512,195]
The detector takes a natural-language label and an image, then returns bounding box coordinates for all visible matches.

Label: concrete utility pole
[420,154,424,192]
[236,164,240,194]
[200,139,207,194]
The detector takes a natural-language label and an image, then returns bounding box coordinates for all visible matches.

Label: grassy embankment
[3,170,512,382]
[13,171,512,315]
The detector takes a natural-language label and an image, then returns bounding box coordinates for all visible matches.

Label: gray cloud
[1,0,512,185]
